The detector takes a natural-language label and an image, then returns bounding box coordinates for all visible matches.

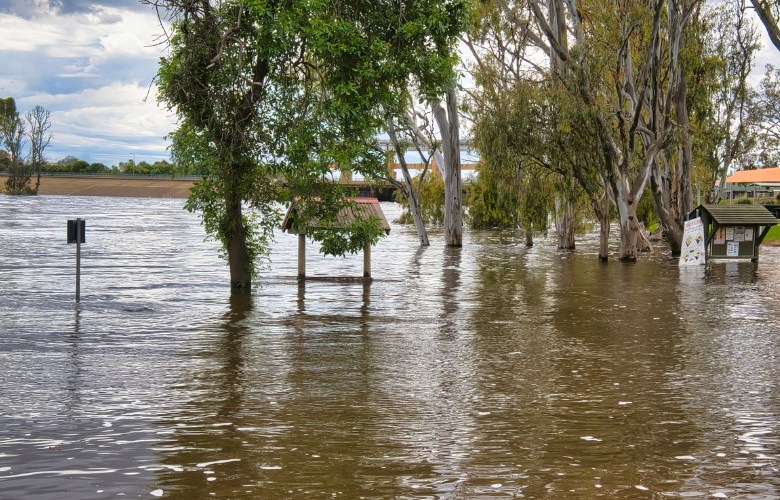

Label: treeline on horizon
[0,155,202,177]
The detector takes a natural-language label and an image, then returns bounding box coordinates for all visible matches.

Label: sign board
[67,219,86,244]
[67,218,85,303]
[679,217,706,266]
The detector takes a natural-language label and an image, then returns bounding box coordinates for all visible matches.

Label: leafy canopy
[156,0,467,279]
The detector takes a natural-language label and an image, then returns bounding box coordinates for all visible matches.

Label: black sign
[67,219,86,244]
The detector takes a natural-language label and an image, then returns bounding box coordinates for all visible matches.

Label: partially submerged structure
[690,204,779,262]
[282,198,391,281]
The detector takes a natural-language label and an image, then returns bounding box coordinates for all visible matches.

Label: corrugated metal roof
[695,204,780,225]
[725,167,780,184]
[282,197,391,234]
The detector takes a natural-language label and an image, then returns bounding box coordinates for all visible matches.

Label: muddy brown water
[1,195,779,499]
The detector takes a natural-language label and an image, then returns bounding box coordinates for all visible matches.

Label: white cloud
[0,13,97,57]
[1,5,174,164]
[1,8,164,62]
[18,81,175,163]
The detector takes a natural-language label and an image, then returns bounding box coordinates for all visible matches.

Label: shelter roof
[725,167,780,184]
[694,204,779,226]
[282,197,391,235]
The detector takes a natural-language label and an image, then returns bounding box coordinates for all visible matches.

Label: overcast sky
[0,1,777,167]
[0,1,174,166]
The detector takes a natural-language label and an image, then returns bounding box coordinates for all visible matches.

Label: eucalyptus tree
[465,0,558,247]
[1,97,31,195]
[750,0,780,52]
[748,65,780,168]
[26,105,52,194]
[475,0,580,249]
[530,0,710,260]
[639,0,704,254]
[151,0,467,290]
[433,88,464,247]
[386,102,449,246]
[467,1,614,256]
[694,1,761,203]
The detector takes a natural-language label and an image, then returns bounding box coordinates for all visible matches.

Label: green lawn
[764,225,780,243]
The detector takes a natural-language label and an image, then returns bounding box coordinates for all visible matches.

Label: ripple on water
[1,196,779,498]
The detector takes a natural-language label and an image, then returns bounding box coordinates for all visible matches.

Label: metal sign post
[67,219,86,303]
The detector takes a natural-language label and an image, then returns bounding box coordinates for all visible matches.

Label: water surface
[1,195,779,498]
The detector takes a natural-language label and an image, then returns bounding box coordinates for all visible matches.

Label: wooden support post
[753,225,771,263]
[298,233,306,280]
[363,242,371,278]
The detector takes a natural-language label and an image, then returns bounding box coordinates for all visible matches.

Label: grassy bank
[763,225,780,245]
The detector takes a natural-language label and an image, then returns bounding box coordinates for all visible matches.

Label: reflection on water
[1,195,779,498]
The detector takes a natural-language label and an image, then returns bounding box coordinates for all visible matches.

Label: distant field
[0,173,195,198]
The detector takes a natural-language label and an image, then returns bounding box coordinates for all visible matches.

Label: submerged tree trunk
[433,87,463,247]
[591,196,610,262]
[387,118,430,246]
[525,229,534,247]
[555,195,576,249]
[616,205,639,261]
[612,176,642,261]
[650,157,684,255]
[226,176,252,290]
[406,187,430,246]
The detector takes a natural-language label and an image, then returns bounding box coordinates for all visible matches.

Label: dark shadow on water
[216,292,252,420]
[705,260,760,283]
[360,280,370,322]
[151,293,255,498]
[440,246,461,338]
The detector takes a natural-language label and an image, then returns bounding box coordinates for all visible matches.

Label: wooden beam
[298,233,306,280]
[363,242,371,278]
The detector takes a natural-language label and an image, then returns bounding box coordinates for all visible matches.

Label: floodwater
[1,195,779,500]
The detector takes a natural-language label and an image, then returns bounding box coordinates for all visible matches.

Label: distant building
[722,167,780,200]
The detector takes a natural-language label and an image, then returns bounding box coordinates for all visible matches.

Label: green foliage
[0,97,16,127]
[155,0,467,286]
[467,162,520,228]
[185,177,279,272]
[752,65,780,167]
[689,2,761,189]
[636,187,659,228]
[470,80,572,234]
[394,174,445,225]
[311,215,386,257]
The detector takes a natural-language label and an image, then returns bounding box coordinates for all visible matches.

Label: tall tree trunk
[226,175,252,290]
[616,199,639,261]
[650,156,684,255]
[433,87,463,247]
[612,176,642,261]
[555,196,576,249]
[549,0,576,251]
[675,77,694,221]
[387,118,429,246]
[406,184,430,246]
[591,195,610,262]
